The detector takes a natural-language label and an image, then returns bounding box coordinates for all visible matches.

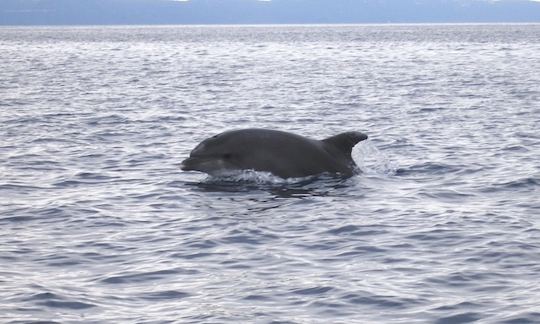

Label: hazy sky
[1,0,540,25]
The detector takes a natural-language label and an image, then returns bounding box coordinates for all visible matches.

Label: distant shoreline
[2,22,540,28]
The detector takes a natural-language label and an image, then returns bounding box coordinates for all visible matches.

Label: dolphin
[181,128,368,179]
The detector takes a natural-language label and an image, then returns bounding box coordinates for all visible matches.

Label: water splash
[353,141,398,176]
[202,169,300,185]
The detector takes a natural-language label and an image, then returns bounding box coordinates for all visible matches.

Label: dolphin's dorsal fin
[322,132,368,157]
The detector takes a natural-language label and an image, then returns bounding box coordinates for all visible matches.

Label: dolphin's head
[181,131,243,176]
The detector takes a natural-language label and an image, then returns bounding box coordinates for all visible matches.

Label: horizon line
[2,22,540,28]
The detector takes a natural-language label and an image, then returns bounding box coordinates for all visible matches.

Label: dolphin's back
[221,129,360,178]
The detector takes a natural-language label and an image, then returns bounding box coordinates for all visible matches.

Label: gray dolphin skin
[181,128,368,179]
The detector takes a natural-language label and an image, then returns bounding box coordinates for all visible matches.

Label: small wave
[326,224,360,235]
[31,207,69,218]
[27,292,61,301]
[500,177,539,189]
[341,292,414,308]
[85,114,131,126]
[221,234,268,246]
[75,172,119,181]
[100,268,198,284]
[39,300,95,310]
[30,137,77,144]
[481,176,540,193]
[0,183,52,193]
[9,321,62,324]
[25,292,96,310]
[395,162,463,176]
[335,246,387,257]
[138,290,190,301]
[242,294,272,301]
[502,145,530,152]
[418,189,476,201]
[325,224,388,236]
[292,286,334,295]
[170,251,223,259]
[0,215,35,223]
[434,312,482,324]
[53,172,119,188]
[499,312,540,324]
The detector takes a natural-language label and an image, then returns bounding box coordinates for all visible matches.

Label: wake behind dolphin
[181,128,368,179]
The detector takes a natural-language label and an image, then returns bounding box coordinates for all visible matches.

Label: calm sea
[1,24,539,323]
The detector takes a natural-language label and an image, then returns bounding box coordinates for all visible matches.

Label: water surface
[1,24,539,323]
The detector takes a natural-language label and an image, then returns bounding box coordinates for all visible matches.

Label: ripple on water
[138,290,190,301]
[25,292,96,310]
[499,312,540,324]
[434,312,483,324]
[341,292,419,309]
[100,268,199,284]
[292,286,334,295]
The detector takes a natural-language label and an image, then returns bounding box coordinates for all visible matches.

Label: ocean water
[1,24,539,323]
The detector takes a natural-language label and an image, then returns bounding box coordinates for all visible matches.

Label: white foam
[353,141,398,176]
[203,169,312,185]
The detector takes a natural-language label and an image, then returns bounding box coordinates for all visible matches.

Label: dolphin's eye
[223,153,232,159]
